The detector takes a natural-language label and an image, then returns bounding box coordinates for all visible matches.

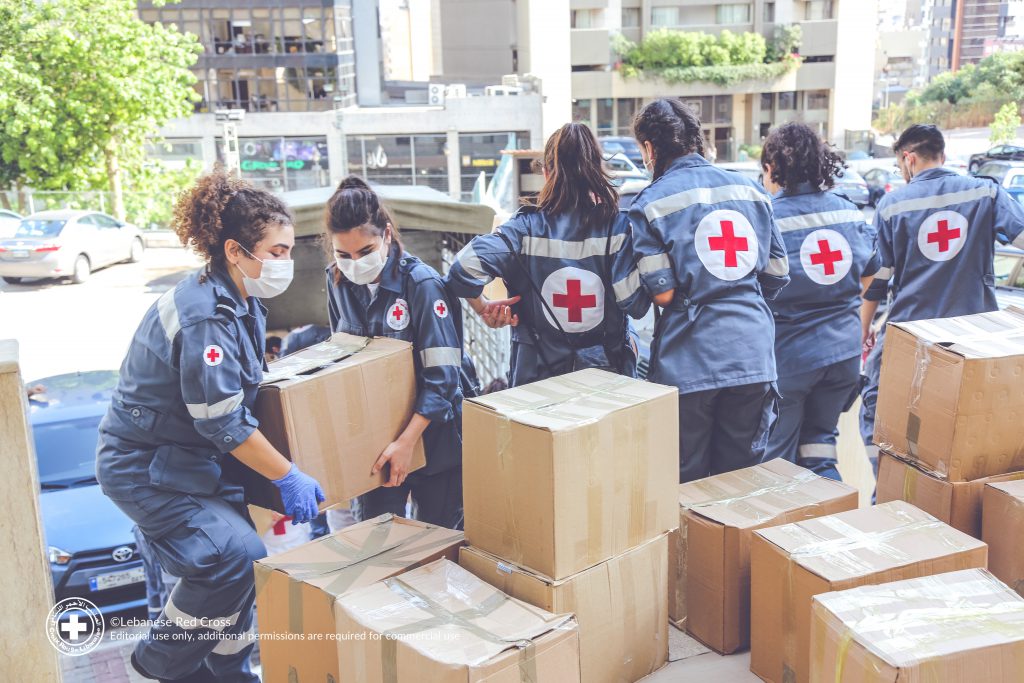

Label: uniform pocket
[753,383,782,456]
[150,518,223,578]
[112,400,158,431]
[148,443,222,496]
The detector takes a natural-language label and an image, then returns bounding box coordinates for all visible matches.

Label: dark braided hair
[761,122,845,192]
[632,98,707,180]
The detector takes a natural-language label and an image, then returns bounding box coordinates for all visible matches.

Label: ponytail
[533,123,618,228]
[633,98,707,180]
[324,175,402,246]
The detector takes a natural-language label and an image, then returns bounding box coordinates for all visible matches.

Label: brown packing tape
[478,373,647,428]
[782,548,797,683]
[518,640,538,683]
[686,471,824,527]
[496,415,524,565]
[262,337,371,383]
[628,405,648,547]
[905,338,933,463]
[902,461,918,503]
[572,423,604,566]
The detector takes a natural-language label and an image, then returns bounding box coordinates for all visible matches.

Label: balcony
[571,28,612,68]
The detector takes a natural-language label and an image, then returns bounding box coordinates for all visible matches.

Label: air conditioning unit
[428,83,446,106]
[500,74,520,88]
[446,83,467,98]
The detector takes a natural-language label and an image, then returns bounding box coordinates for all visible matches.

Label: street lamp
[214,108,246,176]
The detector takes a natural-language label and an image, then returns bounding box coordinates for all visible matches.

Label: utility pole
[214,109,246,176]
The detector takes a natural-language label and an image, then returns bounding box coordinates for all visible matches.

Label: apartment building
[923,0,1023,76]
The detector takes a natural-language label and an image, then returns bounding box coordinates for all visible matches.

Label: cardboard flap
[336,558,575,667]
[813,569,1024,667]
[680,459,856,529]
[261,333,411,384]
[755,501,985,582]
[467,368,676,431]
[987,479,1024,501]
[891,308,1024,359]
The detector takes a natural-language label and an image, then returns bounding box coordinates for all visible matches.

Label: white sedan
[0,210,144,285]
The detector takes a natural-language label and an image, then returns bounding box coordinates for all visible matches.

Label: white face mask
[336,239,389,285]
[236,246,294,299]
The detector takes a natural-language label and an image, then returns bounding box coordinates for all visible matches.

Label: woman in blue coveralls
[445,122,647,386]
[324,176,474,530]
[625,98,791,483]
[760,123,881,481]
[96,170,326,683]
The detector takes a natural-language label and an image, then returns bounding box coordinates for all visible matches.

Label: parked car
[30,371,147,615]
[994,244,1024,309]
[944,156,970,175]
[0,210,144,285]
[0,209,22,239]
[604,152,647,177]
[832,169,870,208]
[969,145,1024,174]
[974,160,1024,192]
[716,161,763,184]
[599,136,645,168]
[863,167,907,206]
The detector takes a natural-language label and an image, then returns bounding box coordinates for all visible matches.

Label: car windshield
[1008,175,1024,188]
[33,416,102,488]
[994,254,1018,286]
[15,219,66,239]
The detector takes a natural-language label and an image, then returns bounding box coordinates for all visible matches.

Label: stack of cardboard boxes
[457,368,680,683]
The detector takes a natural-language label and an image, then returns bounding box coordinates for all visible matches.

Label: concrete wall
[831,0,879,144]
[518,0,573,137]
[438,0,518,80]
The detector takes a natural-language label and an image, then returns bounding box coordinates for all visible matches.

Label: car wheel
[71,255,91,284]
[1,276,22,284]
[128,237,144,263]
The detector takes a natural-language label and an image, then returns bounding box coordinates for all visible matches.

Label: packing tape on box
[905,337,933,464]
[480,374,646,428]
[377,574,574,682]
[686,470,823,526]
[902,461,918,503]
[495,416,524,565]
[263,337,371,383]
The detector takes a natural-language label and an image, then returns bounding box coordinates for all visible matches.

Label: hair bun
[337,175,372,192]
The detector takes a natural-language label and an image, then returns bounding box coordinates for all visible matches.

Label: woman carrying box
[96,169,325,683]
[324,176,476,530]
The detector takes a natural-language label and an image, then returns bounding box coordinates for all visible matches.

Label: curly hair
[761,122,845,192]
[171,166,292,278]
[633,98,707,180]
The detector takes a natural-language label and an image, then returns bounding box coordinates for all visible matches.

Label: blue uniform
[445,206,644,386]
[96,267,267,682]
[327,245,471,530]
[763,185,880,479]
[860,167,1024,451]
[625,153,791,482]
[281,323,330,356]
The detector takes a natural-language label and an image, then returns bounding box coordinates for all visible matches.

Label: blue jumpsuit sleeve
[178,318,259,453]
[758,209,790,301]
[326,270,341,330]
[859,222,882,277]
[611,217,652,319]
[627,201,674,296]
[864,209,893,302]
[993,185,1024,248]
[409,275,462,423]
[444,220,524,299]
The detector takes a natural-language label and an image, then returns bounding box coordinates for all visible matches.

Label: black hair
[761,122,846,192]
[632,98,707,179]
[893,124,945,160]
[533,122,619,227]
[324,176,401,244]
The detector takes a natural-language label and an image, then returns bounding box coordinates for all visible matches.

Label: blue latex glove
[271,464,325,524]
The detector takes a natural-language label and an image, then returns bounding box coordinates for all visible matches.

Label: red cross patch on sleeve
[203,345,224,367]
[433,299,449,319]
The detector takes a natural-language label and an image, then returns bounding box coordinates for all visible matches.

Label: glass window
[778,91,797,110]
[622,8,641,27]
[717,3,751,24]
[460,132,523,197]
[651,7,679,27]
[571,99,593,126]
[760,92,774,111]
[616,98,639,135]
[764,2,776,22]
[805,0,834,20]
[33,417,103,486]
[806,89,829,110]
[571,9,603,29]
[16,219,66,238]
[979,163,1008,181]
[218,136,330,192]
[714,96,732,124]
[596,99,614,134]
[413,135,449,191]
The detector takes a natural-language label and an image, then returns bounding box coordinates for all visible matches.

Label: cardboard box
[983,480,1024,594]
[750,500,987,683]
[675,459,858,654]
[254,514,464,683]
[333,558,581,683]
[244,334,425,512]
[458,534,669,683]
[811,569,1024,682]
[877,450,1024,538]
[874,308,1024,481]
[462,369,678,581]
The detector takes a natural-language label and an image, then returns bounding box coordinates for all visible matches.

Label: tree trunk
[105,140,126,221]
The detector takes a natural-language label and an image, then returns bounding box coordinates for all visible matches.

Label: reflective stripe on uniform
[765,255,790,276]
[873,266,893,280]
[210,627,255,656]
[157,289,181,342]
[520,233,626,260]
[185,391,245,420]
[798,443,838,459]
[776,209,866,233]
[454,243,491,284]
[644,184,770,221]
[878,185,996,220]
[638,253,671,274]
[420,347,462,368]
[164,595,241,633]
[613,269,641,302]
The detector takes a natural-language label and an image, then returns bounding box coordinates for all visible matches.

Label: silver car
[0,209,22,239]
[0,210,144,285]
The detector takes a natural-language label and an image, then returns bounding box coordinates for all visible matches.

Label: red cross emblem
[203,345,224,367]
[708,220,749,268]
[917,211,968,262]
[386,299,410,330]
[552,279,597,323]
[541,267,605,332]
[433,299,449,319]
[272,516,292,535]
[927,219,961,253]
[799,229,852,286]
[696,210,759,281]
[809,239,844,275]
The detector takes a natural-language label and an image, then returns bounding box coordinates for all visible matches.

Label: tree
[991,102,1022,146]
[0,0,200,218]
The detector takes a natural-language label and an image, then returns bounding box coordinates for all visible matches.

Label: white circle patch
[433,299,450,319]
[918,210,968,262]
[203,345,224,367]
[541,267,605,333]
[695,209,759,281]
[386,298,411,331]
[799,229,853,286]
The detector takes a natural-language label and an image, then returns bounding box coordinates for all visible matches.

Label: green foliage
[766,24,802,62]
[990,102,1022,145]
[123,158,203,229]
[614,27,798,86]
[738,144,763,161]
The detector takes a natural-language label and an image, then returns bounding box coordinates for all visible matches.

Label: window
[778,91,797,110]
[621,7,641,27]
[717,3,751,24]
[218,136,330,192]
[459,132,524,198]
[597,99,614,134]
[714,96,732,124]
[806,89,829,110]
[616,98,640,135]
[805,0,834,20]
[572,99,592,126]
[764,2,776,22]
[571,9,603,29]
[760,93,774,111]
[651,7,679,27]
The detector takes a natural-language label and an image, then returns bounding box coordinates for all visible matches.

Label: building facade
[923,0,1024,76]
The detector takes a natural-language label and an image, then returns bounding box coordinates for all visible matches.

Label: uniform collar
[779,181,819,198]
[909,167,952,184]
[207,265,263,318]
[665,153,710,173]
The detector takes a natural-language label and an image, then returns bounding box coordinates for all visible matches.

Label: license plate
[89,566,145,591]
[10,250,29,259]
